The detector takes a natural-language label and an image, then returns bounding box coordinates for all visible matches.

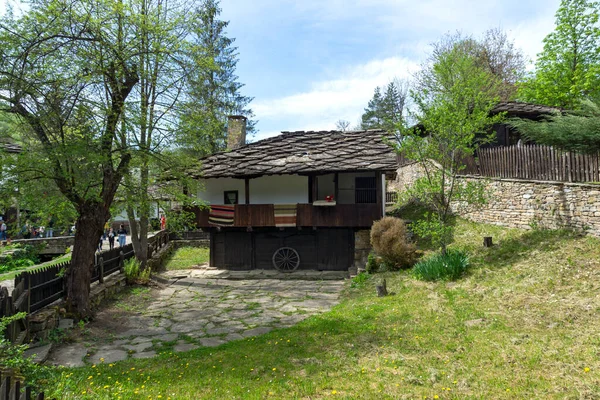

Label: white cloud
[252,56,418,136]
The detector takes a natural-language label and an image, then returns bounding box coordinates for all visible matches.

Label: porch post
[245,177,250,205]
[334,173,339,201]
[376,171,383,218]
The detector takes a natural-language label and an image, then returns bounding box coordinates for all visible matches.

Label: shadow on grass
[470,228,582,270]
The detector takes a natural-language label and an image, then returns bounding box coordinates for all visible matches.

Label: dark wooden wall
[211,228,354,271]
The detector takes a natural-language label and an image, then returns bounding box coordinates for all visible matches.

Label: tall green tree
[416,29,526,103]
[361,79,409,132]
[0,0,143,317]
[122,0,190,268]
[178,0,255,155]
[400,37,504,253]
[519,0,600,108]
[510,99,600,153]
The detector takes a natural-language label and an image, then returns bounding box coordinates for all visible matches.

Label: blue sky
[220,0,562,141]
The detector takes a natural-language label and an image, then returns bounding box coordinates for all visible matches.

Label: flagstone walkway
[46,272,345,367]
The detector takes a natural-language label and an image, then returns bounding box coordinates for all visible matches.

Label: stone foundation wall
[455,176,600,236]
[395,164,600,236]
[390,162,426,193]
[28,273,126,341]
[353,229,371,273]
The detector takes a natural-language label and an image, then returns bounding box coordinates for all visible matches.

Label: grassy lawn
[163,247,210,270]
[0,253,71,282]
[41,220,599,399]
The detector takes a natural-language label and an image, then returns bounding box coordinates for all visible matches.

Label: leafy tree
[399,38,504,253]
[0,0,145,317]
[416,29,526,103]
[361,78,409,132]
[178,0,255,155]
[519,0,600,108]
[121,0,189,268]
[510,99,600,153]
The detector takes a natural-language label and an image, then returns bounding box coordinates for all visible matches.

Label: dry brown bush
[370,217,417,269]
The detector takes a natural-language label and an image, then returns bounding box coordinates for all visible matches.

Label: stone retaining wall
[455,176,600,236]
[395,164,600,236]
[28,273,126,341]
[353,230,371,273]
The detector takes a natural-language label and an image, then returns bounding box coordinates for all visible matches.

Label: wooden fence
[0,230,170,342]
[397,145,600,183]
[0,372,44,400]
[476,145,600,182]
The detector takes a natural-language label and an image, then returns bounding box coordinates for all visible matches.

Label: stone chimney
[227,115,247,150]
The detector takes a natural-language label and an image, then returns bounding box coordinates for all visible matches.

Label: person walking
[0,218,7,241]
[117,224,127,247]
[107,228,115,250]
[47,217,54,238]
[160,214,166,230]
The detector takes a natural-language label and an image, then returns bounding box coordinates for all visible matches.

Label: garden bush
[412,249,469,281]
[370,217,417,270]
[123,258,151,284]
[0,245,39,274]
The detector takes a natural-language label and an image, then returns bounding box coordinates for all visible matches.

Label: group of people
[0,218,56,240]
[98,224,128,252]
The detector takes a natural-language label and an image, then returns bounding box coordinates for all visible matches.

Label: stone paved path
[46,272,345,367]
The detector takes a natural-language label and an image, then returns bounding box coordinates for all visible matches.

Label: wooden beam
[209,231,214,268]
[308,175,314,203]
[245,178,250,205]
[311,175,318,202]
[334,172,339,202]
[376,171,383,218]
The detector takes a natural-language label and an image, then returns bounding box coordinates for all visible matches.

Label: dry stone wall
[395,164,600,237]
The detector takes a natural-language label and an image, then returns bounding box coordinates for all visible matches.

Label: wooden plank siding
[190,204,381,229]
[212,229,353,271]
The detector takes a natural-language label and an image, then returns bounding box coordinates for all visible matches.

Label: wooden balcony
[190,203,382,229]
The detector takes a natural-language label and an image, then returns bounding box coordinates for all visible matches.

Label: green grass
[163,247,210,270]
[0,253,71,282]
[40,220,600,399]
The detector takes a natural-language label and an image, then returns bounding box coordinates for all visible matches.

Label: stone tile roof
[195,129,397,179]
[491,101,562,117]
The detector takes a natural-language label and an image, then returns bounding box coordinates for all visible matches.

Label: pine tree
[360,79,408,132]
[179,0,255,155]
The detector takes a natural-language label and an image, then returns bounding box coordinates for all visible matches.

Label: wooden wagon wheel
[272,247,300,272]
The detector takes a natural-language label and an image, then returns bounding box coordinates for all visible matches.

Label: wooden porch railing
[190,203,382,228]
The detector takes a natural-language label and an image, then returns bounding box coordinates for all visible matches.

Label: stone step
[24,343,53,364]
[58,318,74,330]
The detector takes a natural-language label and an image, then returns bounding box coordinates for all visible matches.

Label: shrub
[0,313,51,388]
[370,217,417,270]
[0,245,39,274]
[123,258,151,285]
[412,249,469,281]
[365,252,378,274]
[350,272,370,288]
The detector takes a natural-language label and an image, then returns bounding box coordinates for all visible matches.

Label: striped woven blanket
[274,204,297,227]
[208,205,235,226]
